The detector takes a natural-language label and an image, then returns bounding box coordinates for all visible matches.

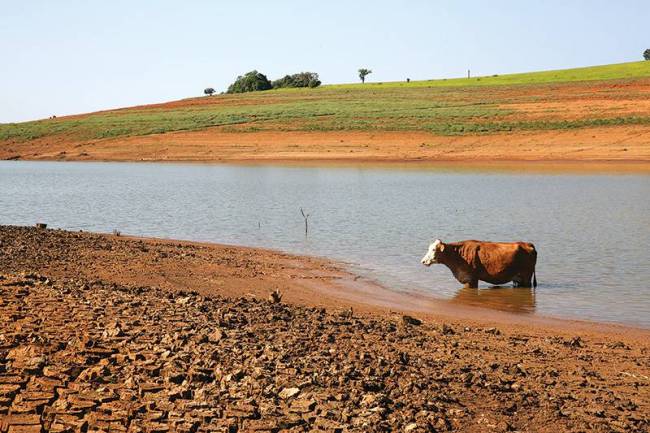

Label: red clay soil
[3,77,650,167]
[1,226,648,432]
[2,126,650,167]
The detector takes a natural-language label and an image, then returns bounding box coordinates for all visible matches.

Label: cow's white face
[421,239,445,266]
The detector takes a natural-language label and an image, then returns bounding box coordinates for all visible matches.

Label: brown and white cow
[421,239,537,288]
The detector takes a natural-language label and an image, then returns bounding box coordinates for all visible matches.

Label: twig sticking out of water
[300,208,311,236]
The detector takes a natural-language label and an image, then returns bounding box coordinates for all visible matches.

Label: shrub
[227,71,272,93]
[204,87,215,96]
[644,49,650,61]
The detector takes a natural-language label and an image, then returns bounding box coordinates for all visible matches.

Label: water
[1,161,649,327]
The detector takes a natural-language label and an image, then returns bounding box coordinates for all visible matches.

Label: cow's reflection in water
[451,286,536,314]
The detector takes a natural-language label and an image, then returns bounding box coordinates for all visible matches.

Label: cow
[421,239,537,289]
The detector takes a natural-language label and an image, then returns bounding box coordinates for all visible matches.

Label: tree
[272,72,321,89]
[358,68,372,83]
[644,49,650,61]
[204,87,215,96]
[227,70,272,93]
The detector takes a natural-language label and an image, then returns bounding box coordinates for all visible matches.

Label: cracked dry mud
[0,226,649,432]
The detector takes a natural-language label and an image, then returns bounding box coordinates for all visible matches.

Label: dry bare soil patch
[0,226,648,432]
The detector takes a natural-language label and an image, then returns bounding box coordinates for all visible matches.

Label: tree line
[204,68,374,96]
[204,71,321,96]
[229,70,322,93]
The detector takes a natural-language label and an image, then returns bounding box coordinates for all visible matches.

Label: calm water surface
[1,161,649,327]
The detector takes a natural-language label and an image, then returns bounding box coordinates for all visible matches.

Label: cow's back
[455,240,536,280]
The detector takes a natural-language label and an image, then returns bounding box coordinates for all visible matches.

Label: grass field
[1,61,650,147]
[327,60,650,89]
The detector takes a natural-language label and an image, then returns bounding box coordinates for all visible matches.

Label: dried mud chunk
[0,384,22,398]
[243,419,278,431]
[289,399,316,414]
[7,426,44,433]
[102,323,125,338]
[208,329,226,344]
[224,402,259,419]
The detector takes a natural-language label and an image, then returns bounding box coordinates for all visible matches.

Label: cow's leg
[464,278,479,289]
[513,274,532,288]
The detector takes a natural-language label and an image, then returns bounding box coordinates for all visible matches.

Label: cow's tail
[530,243,538,289]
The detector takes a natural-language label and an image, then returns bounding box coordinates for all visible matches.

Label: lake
[1,161,649,327]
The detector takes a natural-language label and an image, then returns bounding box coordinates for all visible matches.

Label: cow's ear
[438,243,445,252]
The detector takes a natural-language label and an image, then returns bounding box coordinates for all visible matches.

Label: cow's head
[421,239,445,266]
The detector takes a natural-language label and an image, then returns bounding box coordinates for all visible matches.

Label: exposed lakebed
[2,161,649,327]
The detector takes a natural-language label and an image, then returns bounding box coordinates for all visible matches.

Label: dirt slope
[5,126,648,165]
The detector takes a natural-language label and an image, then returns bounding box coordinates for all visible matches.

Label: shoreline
[70,234,650,338]
[1,225,647,339]
[4,157,650,174]
[2,225,649,431]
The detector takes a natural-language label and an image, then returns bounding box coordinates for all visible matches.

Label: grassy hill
[1,61,650,161]
[329,60,650,89]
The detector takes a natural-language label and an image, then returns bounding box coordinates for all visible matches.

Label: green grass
[325,61,650,89]
[1,61,649,144]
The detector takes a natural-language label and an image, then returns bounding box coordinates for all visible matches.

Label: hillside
[2,61,650,164]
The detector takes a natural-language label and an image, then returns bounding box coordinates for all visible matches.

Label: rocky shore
[0,226,648,432]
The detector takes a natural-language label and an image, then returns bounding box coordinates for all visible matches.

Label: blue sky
[1,0,648,123]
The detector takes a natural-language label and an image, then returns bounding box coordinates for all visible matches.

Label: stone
[278,387,300,400]
[402,315,422,326]
[568,336,584,348]
[441,324,455,335]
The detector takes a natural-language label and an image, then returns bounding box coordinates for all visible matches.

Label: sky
[1,0,649,123]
